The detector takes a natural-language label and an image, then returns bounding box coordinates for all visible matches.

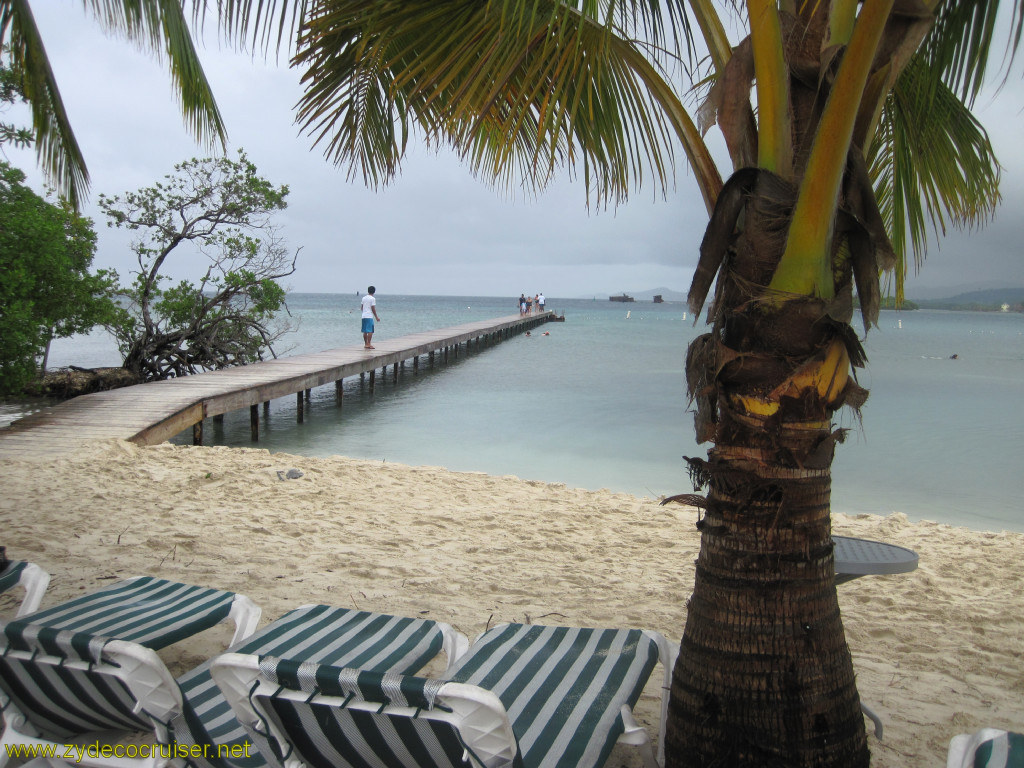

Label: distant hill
[915,287,1024,311]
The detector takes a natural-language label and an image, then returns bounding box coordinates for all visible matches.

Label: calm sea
[23,293,1024,533]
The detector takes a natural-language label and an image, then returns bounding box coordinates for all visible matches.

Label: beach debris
[276,468,304,480]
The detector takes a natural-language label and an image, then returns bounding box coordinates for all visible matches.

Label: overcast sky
[5,2,1023,299]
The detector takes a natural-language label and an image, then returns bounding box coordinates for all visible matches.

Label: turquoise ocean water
[34,293,1024,533]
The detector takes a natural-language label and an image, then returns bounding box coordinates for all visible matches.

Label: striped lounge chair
[212,621,676,768]
[0,581,465,768]
[0,560,50,617]
[948,729,1024,768]
[10,576,262,648]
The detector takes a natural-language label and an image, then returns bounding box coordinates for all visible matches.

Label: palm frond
[868,54,1001,301]
[192,0,308,56]
[291,0,704,206]
[1,0,88,207]
[82,0,226,150]
[921,0,1023,104]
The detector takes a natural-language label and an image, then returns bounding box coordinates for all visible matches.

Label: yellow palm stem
[688,0,733,75]
[828,0,859,48]
[771,0,895,299]
[747,0,792,177]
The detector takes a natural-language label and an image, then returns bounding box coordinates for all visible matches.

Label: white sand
[1,439,1021,767]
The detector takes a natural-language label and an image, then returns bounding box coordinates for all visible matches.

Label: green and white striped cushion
[0,623,156,738]
[178,605,452,768]
[245,623,659,768]
[0,561,28,595]
[2,596,450,768]
[445,623,660,768]
[253,661,475,768]
[15,576,235,649]
[949,730,1024,768]
[264,701,476,768]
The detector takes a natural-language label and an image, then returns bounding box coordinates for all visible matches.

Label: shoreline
[1,439,1021,766]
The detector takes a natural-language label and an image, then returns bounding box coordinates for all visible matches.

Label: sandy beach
[1,438,1020,766]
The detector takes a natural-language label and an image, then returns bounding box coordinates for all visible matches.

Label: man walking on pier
[361,286,381,349]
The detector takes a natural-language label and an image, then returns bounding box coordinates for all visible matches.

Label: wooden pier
[0,312,552,460]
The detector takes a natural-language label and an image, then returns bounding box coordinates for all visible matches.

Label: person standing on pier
[361,286,381,349]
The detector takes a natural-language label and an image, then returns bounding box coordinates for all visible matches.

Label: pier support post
[296,392,304,422]
[336,379,343,407]
[264,401,270,415]
[392,364,398,383]
[305,388,311,401]
[413,356,419,370]
[369,369,375,392]
[193,420,203,445]
[250,405,259,441]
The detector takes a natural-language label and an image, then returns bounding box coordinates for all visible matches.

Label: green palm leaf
[922,0,1023,104]
[1,0,88,208]
[291,0,704,206]
[194,0,308,56]
[82,0,226,150]
[868,54,1000,302]
[1,0,226,206]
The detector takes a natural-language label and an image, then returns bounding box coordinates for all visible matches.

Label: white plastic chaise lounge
[0,559,50,617]
[947,729,1024,768]
[0,576,465,768]
[212,621,677,768]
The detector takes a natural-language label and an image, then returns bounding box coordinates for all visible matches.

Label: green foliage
[97,151,297,381]
[0,53,33,149]
[869,55,1001,302]
[0,161,117,394]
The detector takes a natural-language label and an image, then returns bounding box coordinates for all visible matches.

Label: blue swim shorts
[361,318,374,333]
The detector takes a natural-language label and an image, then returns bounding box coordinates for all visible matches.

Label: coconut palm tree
[265,3,1011,767]
[6,1,1016,766]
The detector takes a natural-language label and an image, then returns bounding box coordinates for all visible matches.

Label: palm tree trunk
[668,168,870,766]
[665,422,869,767]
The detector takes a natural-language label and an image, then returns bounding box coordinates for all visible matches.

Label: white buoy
[626,310,631,319]
[683,312,687,320]
[898,319,902,329]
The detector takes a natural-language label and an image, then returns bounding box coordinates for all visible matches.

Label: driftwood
[24,367,141,400]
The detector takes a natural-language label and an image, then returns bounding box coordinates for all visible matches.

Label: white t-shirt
[361,295,376,318]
